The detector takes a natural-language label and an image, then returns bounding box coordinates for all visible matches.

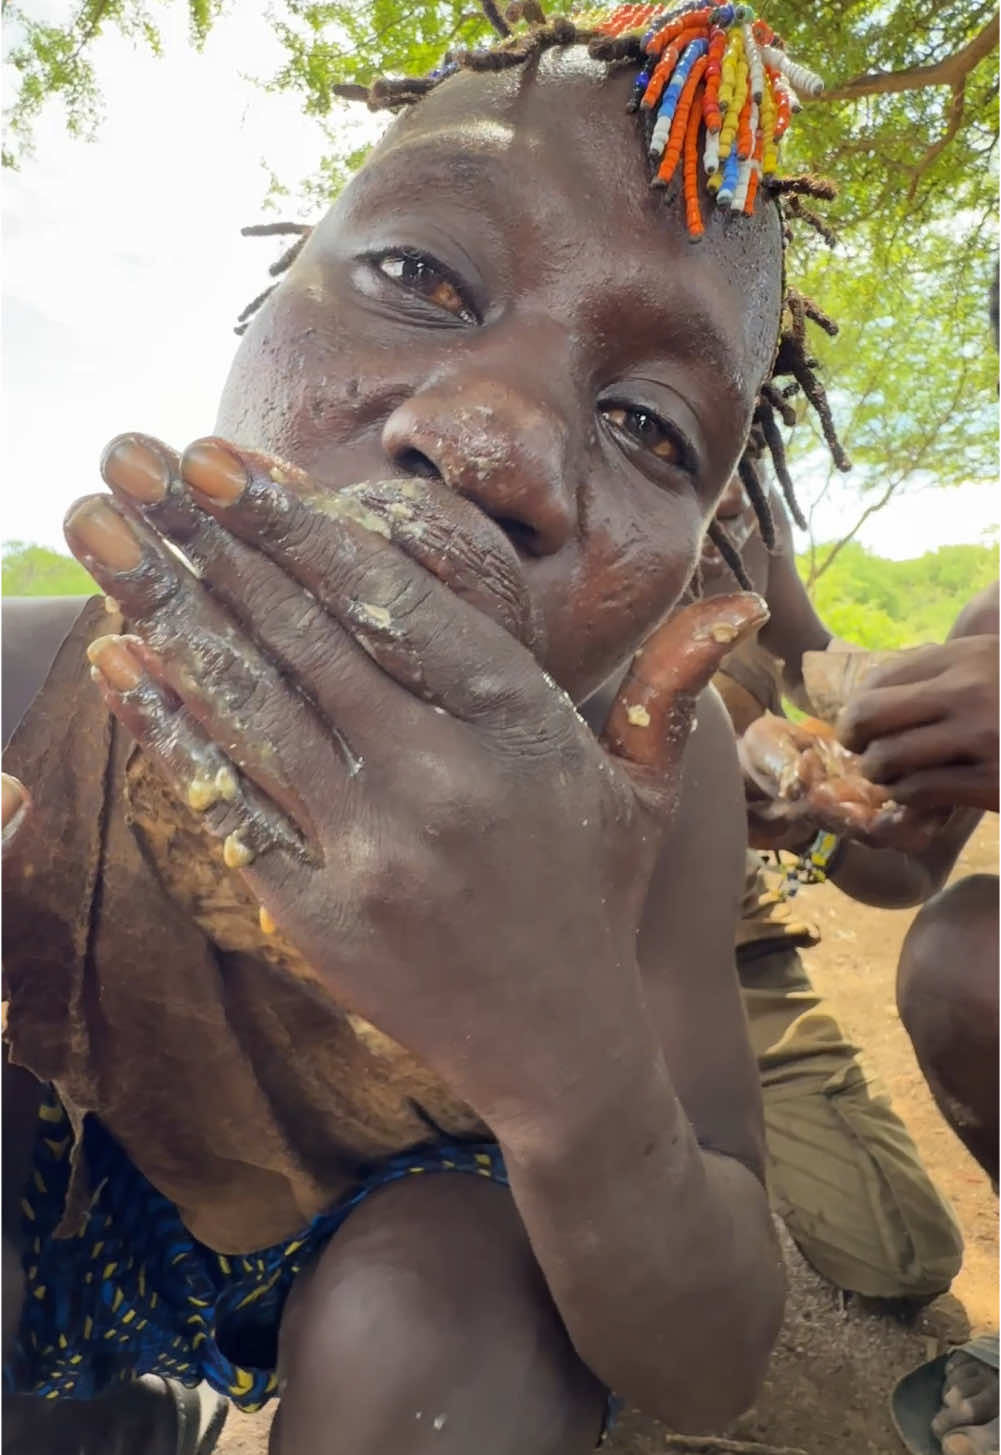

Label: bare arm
[745,502,981,906]
[501,688,784,1430]
[754,492,830,698]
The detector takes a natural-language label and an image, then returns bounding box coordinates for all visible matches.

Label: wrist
[494,1014,681,1175]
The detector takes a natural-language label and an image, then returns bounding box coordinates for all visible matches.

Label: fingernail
[101,436,169,504]
[2,774,25,828]
[181,441,248,504]
[65,499,143,572]
[87,635,144,691]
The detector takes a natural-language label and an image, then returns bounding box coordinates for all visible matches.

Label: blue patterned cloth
[4,1091,508,1412]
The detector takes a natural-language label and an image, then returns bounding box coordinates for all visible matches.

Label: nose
[381,373,576,556]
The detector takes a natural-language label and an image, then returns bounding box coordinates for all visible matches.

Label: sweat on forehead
[346,46,782,384]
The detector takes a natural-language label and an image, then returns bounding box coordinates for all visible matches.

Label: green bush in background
[3,538,996,651]
[3,541,95,598]
[804,541,998,648]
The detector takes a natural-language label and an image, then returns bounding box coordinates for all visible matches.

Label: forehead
[347,47,783,390]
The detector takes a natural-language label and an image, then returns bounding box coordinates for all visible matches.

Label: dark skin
[7,53,789,1450]
[700,481,998,1452]
[703,475,983,907]
[839,580,999,814]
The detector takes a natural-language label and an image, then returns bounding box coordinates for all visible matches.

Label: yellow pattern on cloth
[736,850,821,953]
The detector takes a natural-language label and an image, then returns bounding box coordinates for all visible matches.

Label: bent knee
[273,1177,605,1454]
[898,877,999,1073]
[764,1081,963,1300]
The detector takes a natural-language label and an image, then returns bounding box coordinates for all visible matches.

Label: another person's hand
[836,636,999,814]
[65,433,767,1136]
[739,712,944,853]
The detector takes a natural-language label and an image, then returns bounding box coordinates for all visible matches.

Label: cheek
[543,489,704,693]
[214,280,402,472]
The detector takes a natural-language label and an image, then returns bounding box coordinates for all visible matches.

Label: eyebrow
[356,136,756,404]
[594,274,751,405]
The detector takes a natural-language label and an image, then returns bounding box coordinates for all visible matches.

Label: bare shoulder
[637,685,765,1175]
[949,579,999,641]
[2,597,94,746]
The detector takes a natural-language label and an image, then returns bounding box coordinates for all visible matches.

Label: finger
[603,593,769,776]
[837,682,945,753]
[174,438,542,725]
[176,439,542,654]
[737,713,819,800]
[98,434,408,742]
[860,721,970,785]
[1,775,31,858]
[878,765,998,814]
[857,644,953,691]
[86,635,307,866]
[63,493,342,822]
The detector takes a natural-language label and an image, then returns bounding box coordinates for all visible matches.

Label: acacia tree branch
[907,80,967,197]
[68,0,114,66]
[808,357,972,587]
[807,474,905,586]
[824,14,998,102]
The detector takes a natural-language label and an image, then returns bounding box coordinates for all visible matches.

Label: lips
[314,476,546,659]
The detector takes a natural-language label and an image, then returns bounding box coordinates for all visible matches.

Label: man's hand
[836,636,999,815]
[738,712,945,853]
[65,432,767,1137]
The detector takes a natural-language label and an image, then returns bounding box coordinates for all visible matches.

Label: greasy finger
[737,713,816,800]
[878,766,997,814]
[178,440,542,653]
[100,434,401,739]
[856,644,953,692]
[64,494,338,819]
[604,593,768,773]
[860,721,967,785]
[837,682,944,753]
[177,439,541,724]
[87,635,307,865]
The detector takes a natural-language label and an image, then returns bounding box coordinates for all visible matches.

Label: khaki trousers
[740,943,963,1299]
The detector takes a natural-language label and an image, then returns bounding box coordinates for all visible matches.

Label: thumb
[601,594,769,779]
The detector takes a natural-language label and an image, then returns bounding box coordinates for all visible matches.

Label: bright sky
[3,3,998,561]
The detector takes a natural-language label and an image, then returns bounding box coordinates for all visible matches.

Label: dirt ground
[217,820,998,1455]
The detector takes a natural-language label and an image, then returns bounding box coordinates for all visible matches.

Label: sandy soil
[217,820,998,1455]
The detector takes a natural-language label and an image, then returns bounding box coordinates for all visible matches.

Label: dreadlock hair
[236,2,851,579]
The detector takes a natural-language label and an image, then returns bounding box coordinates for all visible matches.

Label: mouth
[319,476,547,659]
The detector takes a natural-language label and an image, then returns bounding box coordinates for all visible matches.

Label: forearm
[828,806,981,908]
[497,1025,784,1431]
[829,839,943,908]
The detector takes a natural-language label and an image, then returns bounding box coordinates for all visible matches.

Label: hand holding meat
[739,712,944,851]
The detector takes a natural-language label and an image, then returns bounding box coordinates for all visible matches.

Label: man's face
[217,51,782,703]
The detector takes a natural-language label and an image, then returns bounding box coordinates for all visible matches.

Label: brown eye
[601,405,682,464]
[377,251,475,323]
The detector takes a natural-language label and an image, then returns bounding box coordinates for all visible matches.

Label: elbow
[582,1263,786,1434]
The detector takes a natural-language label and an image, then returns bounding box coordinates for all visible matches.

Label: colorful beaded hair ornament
[237,0,849,590]
[581,3,823,239]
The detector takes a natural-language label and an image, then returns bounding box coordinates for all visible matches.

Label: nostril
[493,516,540,557]
[394,448,440,481]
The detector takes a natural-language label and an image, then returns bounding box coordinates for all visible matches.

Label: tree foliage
[2,541,96,597]
[3,1,997,546]
[7,538,995,658]
[801,540,999,648]
[2,0,223,169]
